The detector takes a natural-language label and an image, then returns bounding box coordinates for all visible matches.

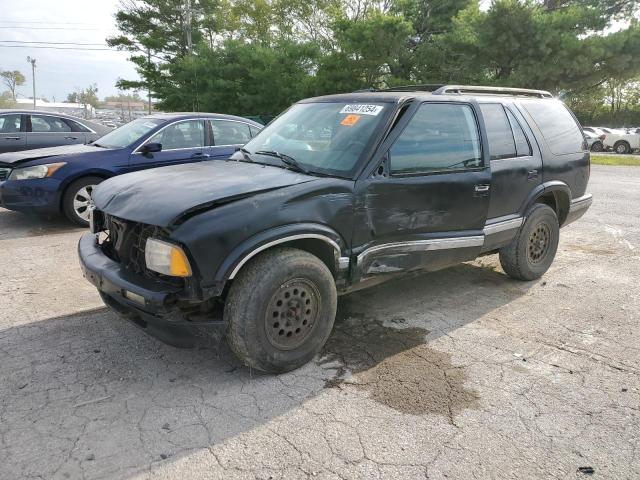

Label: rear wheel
[590,141,603,152]
[62,176,103,227]
[499,204,559,281]
[225,247,337,373]
[614,141,630,154]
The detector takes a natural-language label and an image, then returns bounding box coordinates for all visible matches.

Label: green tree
[0,70,26,101]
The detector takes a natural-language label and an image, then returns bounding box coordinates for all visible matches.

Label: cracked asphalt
[1,164,638,480]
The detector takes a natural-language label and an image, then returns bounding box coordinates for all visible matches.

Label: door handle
[474,184,490,193]
[191,152,210,159]
[527,169,539,180]
[4,136,20,140]
[64,136,78,140]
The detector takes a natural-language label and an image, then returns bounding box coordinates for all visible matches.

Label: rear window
[522,100,583,155]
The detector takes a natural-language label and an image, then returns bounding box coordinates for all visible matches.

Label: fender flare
[215,223,349,283]
[521,181,571,226]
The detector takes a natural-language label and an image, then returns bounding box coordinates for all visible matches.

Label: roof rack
[433,85,553,98]
[379,84,445,92]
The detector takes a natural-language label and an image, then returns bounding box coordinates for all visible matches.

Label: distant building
[15,98,94,118]
[103,101,147,111]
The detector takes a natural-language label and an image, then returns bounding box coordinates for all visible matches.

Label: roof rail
[379,84,445,92]
[433,85,553,98]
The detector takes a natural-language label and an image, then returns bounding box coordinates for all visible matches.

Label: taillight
[599,135,606,140]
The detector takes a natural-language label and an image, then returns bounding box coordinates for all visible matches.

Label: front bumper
[78,233,200,347]
[0,177,61,213]
[564,194,593,226]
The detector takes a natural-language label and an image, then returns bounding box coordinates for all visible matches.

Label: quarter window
[30,115,72,133]
[479,104,516,160]
[389,103,482,175]
[211,120,252,146]
[149,120,204,149]
[523,100,584,155]
[0,114,21,133]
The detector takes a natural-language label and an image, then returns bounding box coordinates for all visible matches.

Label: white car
[602,129,640,154]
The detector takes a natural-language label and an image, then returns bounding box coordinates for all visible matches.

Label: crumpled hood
[92,160,319,227]
[0,144,105,166]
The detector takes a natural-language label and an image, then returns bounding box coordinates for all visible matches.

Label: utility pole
[147,48,152,114]
[26,56,36,109]
[185,0,193,53]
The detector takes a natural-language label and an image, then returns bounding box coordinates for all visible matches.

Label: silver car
[0,110,112,154]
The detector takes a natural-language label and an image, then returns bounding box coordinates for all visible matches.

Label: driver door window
[149,120,204,150]
[390,103,482,175]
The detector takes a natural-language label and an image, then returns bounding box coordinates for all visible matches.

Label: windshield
[239,102,389,176]
[95,118,163,149]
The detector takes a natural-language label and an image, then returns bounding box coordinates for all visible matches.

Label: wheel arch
[522,181,571,226]
[216,223,349,284]
[57,170,113,211]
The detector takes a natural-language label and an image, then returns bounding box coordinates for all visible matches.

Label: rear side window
[68,120,91,133]
[390,103,482,175]
[211,120,252,146]
[249,125,261,138]
[505,109,532,157]
[479,104,516,160]
[522,100,583,155]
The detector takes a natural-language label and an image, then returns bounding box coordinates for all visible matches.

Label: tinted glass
[97,118,162,149]
[480,104,516,160]
[241,102,388,177]
[31,115,72,133]
[150,120,204,149]
[523,100,584,155]
[506,109,532,157]
[390,103,482,175]
[211,120,251,146]
[0,114,21,133]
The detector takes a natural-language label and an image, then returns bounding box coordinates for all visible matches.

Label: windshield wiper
[255,150,310,174]
[92,143,107,148]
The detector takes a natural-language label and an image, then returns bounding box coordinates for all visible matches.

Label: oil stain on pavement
[321,307,480,422]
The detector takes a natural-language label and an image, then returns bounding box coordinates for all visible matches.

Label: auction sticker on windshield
[340,104,384,116]
[340,114,361,126]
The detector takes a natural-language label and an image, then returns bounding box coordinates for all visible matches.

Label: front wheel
[62,176,103,226]
[499,204,559,281]
[225,247,337,373]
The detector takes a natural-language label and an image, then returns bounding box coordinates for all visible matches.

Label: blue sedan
[0,113,262,225]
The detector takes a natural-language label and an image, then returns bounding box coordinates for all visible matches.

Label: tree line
[107,0,640,125]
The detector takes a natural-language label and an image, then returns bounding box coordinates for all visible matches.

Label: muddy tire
[225,247,337,373]
[62,176,103,227]
[499,204,559,281]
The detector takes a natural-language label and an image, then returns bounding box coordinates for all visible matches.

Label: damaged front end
[79,210,224,347]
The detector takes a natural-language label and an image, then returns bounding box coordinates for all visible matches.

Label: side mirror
[141,142,162,154]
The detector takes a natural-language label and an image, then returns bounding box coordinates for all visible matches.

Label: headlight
[145,238,192,277]
[8,162,67,181]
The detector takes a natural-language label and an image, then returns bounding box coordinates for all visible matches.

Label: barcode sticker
[339,104,384,116]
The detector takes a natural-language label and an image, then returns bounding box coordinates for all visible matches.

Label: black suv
[79,85,592,373]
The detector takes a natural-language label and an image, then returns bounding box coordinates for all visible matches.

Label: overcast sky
[0,0,139,102]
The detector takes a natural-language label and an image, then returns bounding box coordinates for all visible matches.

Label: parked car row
[1,86,593,373]
[0,110,112,153]
[0,113,262,225]
[583,126,640,154]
